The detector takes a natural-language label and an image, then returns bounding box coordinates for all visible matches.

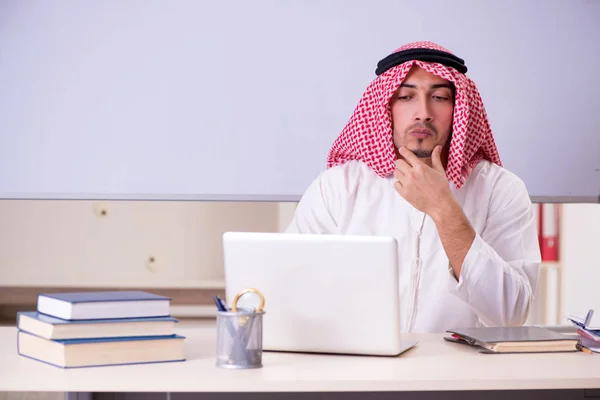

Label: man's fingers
[393,168,406,186]
[395,159,411,175]
[394,181,406,197]
[398,146,423,167]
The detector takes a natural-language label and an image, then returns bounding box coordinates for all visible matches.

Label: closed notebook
[37,291,171,320]
[445,326,580,353]
[17,330,185,368]
[17,311,178,340]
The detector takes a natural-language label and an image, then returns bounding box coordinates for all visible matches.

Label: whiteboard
[0,0,598,202]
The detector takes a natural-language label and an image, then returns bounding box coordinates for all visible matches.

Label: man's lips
[409,129,432,138]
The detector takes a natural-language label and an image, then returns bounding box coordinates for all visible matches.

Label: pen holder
[216,289,266,369]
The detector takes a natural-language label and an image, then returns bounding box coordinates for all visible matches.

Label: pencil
[580,345,593,354]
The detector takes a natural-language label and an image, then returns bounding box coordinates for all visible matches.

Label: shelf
[0,279,226,289]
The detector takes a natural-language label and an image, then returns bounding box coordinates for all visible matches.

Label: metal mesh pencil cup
[216,289,265,369]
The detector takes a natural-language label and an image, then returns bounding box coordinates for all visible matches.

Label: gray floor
[2,389,597,400]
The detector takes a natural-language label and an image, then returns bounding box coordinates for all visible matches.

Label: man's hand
[394,145,476,278]
[393,145,453,218]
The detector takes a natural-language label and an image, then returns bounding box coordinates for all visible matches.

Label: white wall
[0,200,282,288]
[560,204,600,324]
[2,1,599,202]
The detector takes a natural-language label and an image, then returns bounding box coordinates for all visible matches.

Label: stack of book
[16,291,186,368]
[568,309,599,341]
[567,309,600,352]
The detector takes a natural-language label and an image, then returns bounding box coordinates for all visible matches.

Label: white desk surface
[1,326,599,393]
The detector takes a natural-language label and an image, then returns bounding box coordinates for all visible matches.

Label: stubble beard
[394,135,435,158]
[410,139,433,158]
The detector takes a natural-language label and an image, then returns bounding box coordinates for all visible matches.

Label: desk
[1,326,599,399]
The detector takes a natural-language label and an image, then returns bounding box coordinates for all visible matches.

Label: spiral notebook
[444,326,581,353]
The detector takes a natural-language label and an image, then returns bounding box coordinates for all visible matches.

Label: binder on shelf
[539,203,559,262]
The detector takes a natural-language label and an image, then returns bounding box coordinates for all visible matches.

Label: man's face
[390,66,454,161]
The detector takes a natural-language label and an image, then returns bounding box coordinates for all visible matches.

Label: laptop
[222,231,417,356]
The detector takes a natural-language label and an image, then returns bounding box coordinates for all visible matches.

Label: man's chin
[408,148,433,158]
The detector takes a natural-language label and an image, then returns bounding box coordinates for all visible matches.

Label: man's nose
[414,99,433,122]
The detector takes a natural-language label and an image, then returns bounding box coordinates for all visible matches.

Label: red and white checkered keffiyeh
[326,41,502,189]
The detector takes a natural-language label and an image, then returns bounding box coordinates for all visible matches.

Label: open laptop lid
[222,231,412,356]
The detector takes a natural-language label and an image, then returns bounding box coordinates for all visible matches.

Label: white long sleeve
[447,178,541,326]
[286,159,541,333]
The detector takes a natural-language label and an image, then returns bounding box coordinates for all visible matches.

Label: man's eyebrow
[399,83,453,89]
[431,83,453,89]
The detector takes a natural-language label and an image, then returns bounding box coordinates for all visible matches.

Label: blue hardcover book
[37,291,171,320]
[17,311,179,340]
[17,330,186,368]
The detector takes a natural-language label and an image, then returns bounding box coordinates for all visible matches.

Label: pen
[214,295,229,312]
[213,296,227,312]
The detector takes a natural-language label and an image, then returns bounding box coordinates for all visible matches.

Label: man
[285,41,541,333]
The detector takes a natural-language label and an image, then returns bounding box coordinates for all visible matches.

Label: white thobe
[285,160,541,333]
